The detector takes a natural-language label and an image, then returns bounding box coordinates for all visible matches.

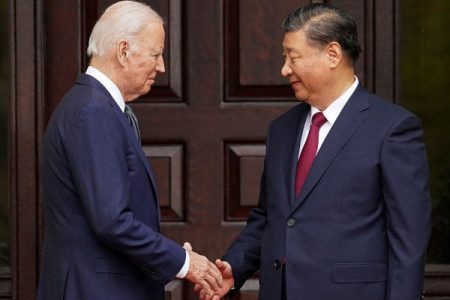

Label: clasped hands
[183,242,234,300]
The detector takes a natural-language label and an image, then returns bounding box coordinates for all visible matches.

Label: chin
[295,92,308,102]
[142,86,152,95]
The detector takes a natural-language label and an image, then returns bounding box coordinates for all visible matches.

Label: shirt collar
[311,76,359,125]
[85,66,126,112]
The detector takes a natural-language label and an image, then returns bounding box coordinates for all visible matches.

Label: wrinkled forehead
[140,21,165,36]
[137,21,165,48]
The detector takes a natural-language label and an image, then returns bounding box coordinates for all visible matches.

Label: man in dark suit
[37,1,222,299]
[196,3,431,300]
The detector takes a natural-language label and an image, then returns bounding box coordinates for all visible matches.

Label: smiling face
[281,29,332,107]
[121,22,165,101]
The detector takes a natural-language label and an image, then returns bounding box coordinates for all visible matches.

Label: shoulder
[63,77,116,118]
[47,78,121,140]
[357,87,422,131]
[269,103,309,130]
[371,94,413,117]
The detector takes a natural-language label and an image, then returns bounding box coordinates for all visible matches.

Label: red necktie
[295,112,327,196]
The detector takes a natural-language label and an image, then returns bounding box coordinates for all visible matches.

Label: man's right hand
[183,242,223,297]
[194,259,235,300]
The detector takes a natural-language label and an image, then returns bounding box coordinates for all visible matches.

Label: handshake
[183,242,235,300]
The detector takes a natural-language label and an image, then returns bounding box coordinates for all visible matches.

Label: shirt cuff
[175,249,190,279]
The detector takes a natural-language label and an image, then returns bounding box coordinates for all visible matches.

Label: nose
[156,55,165,73]
[281,60,292,77]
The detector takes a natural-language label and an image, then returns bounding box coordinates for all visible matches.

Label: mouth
[290,80,301,89]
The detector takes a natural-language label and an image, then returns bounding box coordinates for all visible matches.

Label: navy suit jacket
[37,74,185,300]
[223,85,431,300]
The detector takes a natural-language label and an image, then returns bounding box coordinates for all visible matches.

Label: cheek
[142,60,156,71]
[294,60,325,80]
[291,60,312,77]
[136,63,149,75]
[132,61,152,75]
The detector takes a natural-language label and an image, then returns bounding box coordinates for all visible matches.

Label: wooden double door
[7,0,414,299]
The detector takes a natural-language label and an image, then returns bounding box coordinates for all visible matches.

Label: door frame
[3,0,450,299]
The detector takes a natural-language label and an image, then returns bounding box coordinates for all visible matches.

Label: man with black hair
[197,3,430,300]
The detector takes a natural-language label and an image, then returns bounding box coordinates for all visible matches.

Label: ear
[116,39,129,67]
[325,41,342,68]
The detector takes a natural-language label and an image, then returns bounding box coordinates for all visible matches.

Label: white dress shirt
[85,66,190,279]
[298,77,359,158]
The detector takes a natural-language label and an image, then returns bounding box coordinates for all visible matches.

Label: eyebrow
[149,47,164,52]
[283,47,298,54]
[283,47,300,55]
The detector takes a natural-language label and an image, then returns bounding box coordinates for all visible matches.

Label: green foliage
[401,0,450,262]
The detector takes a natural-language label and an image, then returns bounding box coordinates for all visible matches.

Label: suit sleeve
[380,114,431,299]
[222,127,271,293]
[65,103,185,284]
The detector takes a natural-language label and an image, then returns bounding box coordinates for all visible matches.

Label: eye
[289,56,301,64]
[149,52,162,60]
[284,51,299,59]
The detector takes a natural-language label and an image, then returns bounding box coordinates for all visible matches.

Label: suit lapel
[287,105,310,209]
[116,108,162,223]
[292,85,370,212]
[76,74,160,204]
[115,107,160,200]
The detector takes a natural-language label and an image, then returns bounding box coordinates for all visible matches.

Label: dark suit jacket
[37,74,185,300]
[223,85,431,300]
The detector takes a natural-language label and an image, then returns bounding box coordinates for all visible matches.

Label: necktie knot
[311,112,327,127]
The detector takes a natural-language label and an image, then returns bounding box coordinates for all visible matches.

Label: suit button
[273,259,281,269]
[287,218,296,227]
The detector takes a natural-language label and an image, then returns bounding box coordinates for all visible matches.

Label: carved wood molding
[424,264,450,298]
[164,280,183,300]
[0,267,11,299]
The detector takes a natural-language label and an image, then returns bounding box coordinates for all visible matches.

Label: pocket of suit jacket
[332,261,387,283]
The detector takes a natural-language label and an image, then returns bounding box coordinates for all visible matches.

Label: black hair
[282,3,362,63]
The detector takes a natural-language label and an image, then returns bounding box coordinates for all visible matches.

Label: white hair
[87,1,163,58]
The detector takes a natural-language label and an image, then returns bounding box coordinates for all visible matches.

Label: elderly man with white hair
[37,1,222,299]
